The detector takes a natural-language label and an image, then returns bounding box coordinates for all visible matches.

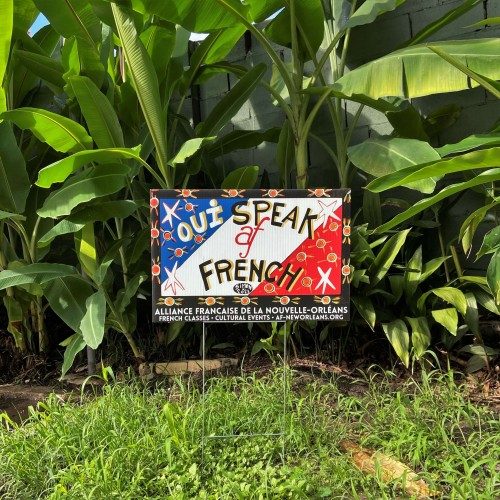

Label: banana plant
[349,45,500,368]
[0,0,279,373]
[358,62,500,307]
[202,0,496,189]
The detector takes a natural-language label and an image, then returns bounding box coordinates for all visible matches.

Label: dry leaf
[340,440,440,498]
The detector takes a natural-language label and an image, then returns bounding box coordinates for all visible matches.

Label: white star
[161,200,181,227]
[317,199,342,228]
[315,266,335,295]
[163,262,185,296]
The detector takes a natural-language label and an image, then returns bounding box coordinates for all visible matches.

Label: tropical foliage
[0,0,498,375]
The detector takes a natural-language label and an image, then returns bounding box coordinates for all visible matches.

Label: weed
[0,370,498,499]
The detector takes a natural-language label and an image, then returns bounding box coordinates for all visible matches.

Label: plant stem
[436,215,451,282]
[295,138,309,188]
[215,0,298,110]
[450,244,463,277]
[296,89,334,187]
[36,296,48,353]
[102,286,144,359]
[115,218,129,287]
[123,331,144,360]
[29,216,42,262]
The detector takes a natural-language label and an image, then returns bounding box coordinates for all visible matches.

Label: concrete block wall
[192,0,500,186]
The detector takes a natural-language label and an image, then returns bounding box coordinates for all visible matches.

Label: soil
[1,355,498,425]
[0,384,67,423]
[1,318,498,423]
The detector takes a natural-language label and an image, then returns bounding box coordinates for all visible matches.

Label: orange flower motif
[198,297,224,306]
[307,188,332,197]
[157,297,183,306]
[222,189,245,198]
[151,222,160,246]
[262,189,284,198]
[342,259,352,284]
[342,218,351,244]
[176,189,199,198]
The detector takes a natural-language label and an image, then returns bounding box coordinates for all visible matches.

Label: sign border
[151,188,351,323]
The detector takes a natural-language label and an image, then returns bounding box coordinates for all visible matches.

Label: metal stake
[200,321,289,469]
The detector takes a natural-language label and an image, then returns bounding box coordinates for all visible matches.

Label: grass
[0,368,498,499]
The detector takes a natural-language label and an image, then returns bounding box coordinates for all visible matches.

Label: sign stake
[200,321,289,469]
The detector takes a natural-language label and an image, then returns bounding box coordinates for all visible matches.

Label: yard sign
[151,189,351,323]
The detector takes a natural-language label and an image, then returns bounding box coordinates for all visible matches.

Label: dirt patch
[0,385,67,423]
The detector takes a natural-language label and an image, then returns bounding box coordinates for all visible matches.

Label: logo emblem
[233,283,253,295]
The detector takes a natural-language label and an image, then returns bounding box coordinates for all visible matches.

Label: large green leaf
[2,107,92,153]
[60,333,86,378]
[34,0,101,46]
[419,257,447,283]
[346,0,406,29]
[247,0,284,23]
[38,200,137,247]
[464,292,479,336]
[474,288,500,315]
[382,319,409,367]
[116,0,248,32]
[487,248,500,305]
[36,146,141,187]
[13,0,38,34]
[0,263,78,290]
[386,102,429,141]
[477,224,500,260]
[207,128,280,158]
[372,169,500,233]
[183,26,245,92]
[264,0,324,59]
[111,4,169,182]
[362,191,382,228]
[76,223,98,277]
[0,210,25,222]
[197,64,266,137]
[43,275,94,332]
[459,200,498,255]
[366,147,500,193]
[80,289,106,349]
[436,133,500,157]
[169,137,216,166]
[0,0,13,113]
[14,48,65,90]
[428,45,500,99]
[333,39,500,100]
[38,164,130,218]
[406,316,431,358]
[68,75,124,149]
[352,296,376,330]
[3,296,24,349]
[116,272,147,315]
[418,287,467,315]
[431,308,458,336]
[195,26,244,66]
[61,36,104,87]
[368,229,410,286]
[221,166,260,189]
[13,26,62,106]
[403,246,422,298]
[0,122,30,214]
[348,138,440,193]
[140,24,176,82]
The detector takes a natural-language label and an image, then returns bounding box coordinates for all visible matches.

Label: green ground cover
[0,369,498,499]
